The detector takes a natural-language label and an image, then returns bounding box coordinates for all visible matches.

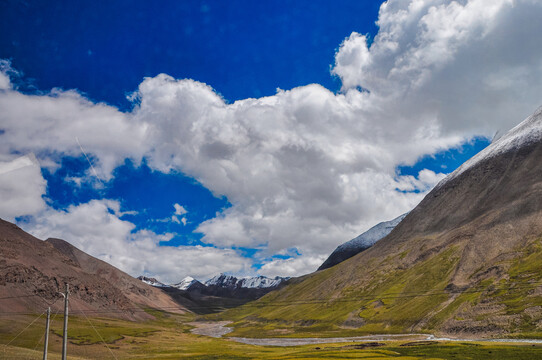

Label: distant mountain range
[224,106,542,338]
[137,273,289,310]
[139,273,289,291]
[318,213,408,270]
[205,273,289,289]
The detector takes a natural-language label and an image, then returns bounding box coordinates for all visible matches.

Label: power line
[71,297,118,360]
[2,311,45,349]
[31,312,48,354]
[75,136,104,185]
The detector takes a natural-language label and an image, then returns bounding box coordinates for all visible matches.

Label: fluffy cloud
[136,77,449,259]
[0,154,47,221]
[22,200,251,283]
[332,0,542,135]
[171,203,188,226]
[396,169,447,193]
[258,254,328,278]
[0,62,147,179]
[0,65,11,90]
[3,0,542,278]
[174,203,188,216]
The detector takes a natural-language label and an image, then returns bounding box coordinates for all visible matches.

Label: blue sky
[1,0,381,108]
[1,0,541,283]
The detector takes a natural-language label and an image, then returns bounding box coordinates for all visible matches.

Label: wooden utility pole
[61,283,69,360]
[42,307,50,360]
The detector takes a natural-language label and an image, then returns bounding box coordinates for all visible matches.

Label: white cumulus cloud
[332,0,542,136]
[258,254,328,278]
[0,68,147,179]
[0,154,47,221]
[173,203,188,215]
[21,199,251,284]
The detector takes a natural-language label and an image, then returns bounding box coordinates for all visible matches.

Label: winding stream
[188,321,542,346]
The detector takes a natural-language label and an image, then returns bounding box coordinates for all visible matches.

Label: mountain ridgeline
[0,221,186,319]
[318,213,408,271]
[221,106,542,338]
[138,273,290,313]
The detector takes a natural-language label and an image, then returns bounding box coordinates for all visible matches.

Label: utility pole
[61,283,69,360]
[42,307,50,360]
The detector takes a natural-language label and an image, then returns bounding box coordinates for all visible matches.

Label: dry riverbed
[188,321,234,338]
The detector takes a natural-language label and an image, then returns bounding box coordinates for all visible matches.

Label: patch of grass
[474,240,542,334]
[51,316,159,345]
[386,342,542,360]
[424,281,489,329]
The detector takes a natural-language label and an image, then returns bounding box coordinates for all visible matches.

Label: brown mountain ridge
[0,219,186,320]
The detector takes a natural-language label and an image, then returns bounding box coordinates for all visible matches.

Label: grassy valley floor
[2,311,542,359]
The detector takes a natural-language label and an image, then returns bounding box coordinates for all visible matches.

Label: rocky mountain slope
[318,213,408,270]
[0,220,186,320]
[222,106,542,339]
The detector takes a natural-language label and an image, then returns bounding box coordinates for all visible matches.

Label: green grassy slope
[213,238,542,338]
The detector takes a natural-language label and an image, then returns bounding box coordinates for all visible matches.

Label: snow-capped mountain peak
[204,273,289,289]
[137,275,168,288]
[205,273,239,287]
[436,106,542,190]
[238,275,286,289]
[171,276,200,290]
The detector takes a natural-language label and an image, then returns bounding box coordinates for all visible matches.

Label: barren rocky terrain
[0,219,185,320]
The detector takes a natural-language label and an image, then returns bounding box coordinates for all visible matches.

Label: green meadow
[2,310,542,359]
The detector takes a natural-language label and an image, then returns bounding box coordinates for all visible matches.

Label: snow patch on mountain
[238,276,286,289]
[436,106,542,190]
[339,213,408,252]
